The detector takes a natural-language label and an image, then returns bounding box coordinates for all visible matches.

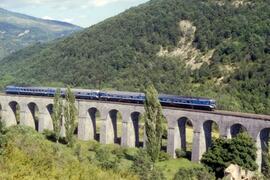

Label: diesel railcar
[5,86,216,110]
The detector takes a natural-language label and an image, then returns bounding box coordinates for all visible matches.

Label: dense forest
[0,0,269,114]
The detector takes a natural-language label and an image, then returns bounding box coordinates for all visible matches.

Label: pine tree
[143,85,165,162]
[52,88,63,143]
[64,87,77,147]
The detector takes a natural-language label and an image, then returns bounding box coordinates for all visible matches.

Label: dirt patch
[157,20,215,70]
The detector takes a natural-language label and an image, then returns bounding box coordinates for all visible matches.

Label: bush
[131,149,164,180]
[173,167,215,180]
[158,151,171,161]
[201,132,257,178]
[175,148,187,158]
[95,146,120,170]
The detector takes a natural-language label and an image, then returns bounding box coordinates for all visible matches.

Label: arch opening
[88,107,101,141]
[203,120,219,151]
[28,102,39,131]
[177,117,193,159]
[230,123,247,138]
[161,118,168,151]
[0,103,2,122]
[109,109,122,144]
[258,128,270,172]
[46,104,54,117]
[131,112,143,147]
[9,101,20,124]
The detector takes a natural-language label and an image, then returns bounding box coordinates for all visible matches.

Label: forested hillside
[0,0,269,114]
[0,7,81,59]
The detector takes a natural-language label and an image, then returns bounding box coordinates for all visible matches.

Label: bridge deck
[1,93,270,121]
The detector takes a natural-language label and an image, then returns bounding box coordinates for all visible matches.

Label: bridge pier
[191,127,206,162]
[38,104,53,132]
[20,103,35,129]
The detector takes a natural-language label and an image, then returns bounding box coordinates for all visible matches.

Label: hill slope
[0,126,136,179]
[0,0,269,114]
[0,7,81,59]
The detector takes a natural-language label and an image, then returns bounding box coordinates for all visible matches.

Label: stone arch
[46,104,54,116]
[130,111,142,147]
[107,109,123,144]
[229,123,247,138]
[176,117,194,159]
[88,107,101,141]
[28,102,39,131]
[9,101,20,124]
[257,128,270,171]
[203,120,219,151]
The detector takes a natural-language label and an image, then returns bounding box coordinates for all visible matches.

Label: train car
[100,90,145,104]
[159,94,216,110]
[72,88,100,100]
[5,85,58,96]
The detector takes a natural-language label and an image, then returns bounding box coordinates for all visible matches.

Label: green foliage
[175,148,187,158]
[173,167,215,180]
[201,132,258,178]
[0,125,137,180]
[143,85,165,162]
[158,151,171,161]
[262,152,270,179]
[64,87,77,147]
[52,88,63,143]
[131,149,164,180]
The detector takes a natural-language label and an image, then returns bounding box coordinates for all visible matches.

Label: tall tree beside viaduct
[143,85,165,162]
[52,88,63,143]
[64,87,77,147]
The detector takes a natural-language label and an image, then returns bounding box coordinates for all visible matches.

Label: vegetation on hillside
[0,0,269,114]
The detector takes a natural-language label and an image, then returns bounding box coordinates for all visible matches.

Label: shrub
[175,148,187,158]
[158,151,171,161]
[131,149,164,180]
[201,132,257,178]
[173,167,215,180]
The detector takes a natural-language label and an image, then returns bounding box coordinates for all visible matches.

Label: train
[5,85,216,110]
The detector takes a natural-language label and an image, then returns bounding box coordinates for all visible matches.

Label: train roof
[159,93,215,101]
[101,90,145,96]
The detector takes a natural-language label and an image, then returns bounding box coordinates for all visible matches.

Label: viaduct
[0,93,270,171]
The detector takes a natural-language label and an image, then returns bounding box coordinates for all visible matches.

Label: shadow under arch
[177,117,193,159]
[230,123,247,138]
[88,107,101,141]
[46,104,54,117]
[258,128,270,171]
[28,102,39,131]
[130,111,143,147]
[0,103,2,121]
[9,101,20,124]
[203,120,219,150]
[108,109,122,144]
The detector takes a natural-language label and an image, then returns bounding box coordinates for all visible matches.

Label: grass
[157,158,203,180]
[0,125,138,180]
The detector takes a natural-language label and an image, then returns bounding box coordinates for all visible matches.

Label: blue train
[5,86,216,110]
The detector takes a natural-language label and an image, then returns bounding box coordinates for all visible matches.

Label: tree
[64,87,77,147]
[131,149,164,180]
[143,85,165,162]
[201,132,258,178]
[52,88,63,143]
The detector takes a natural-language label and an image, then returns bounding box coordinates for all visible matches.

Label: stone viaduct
[0,94,270,171]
